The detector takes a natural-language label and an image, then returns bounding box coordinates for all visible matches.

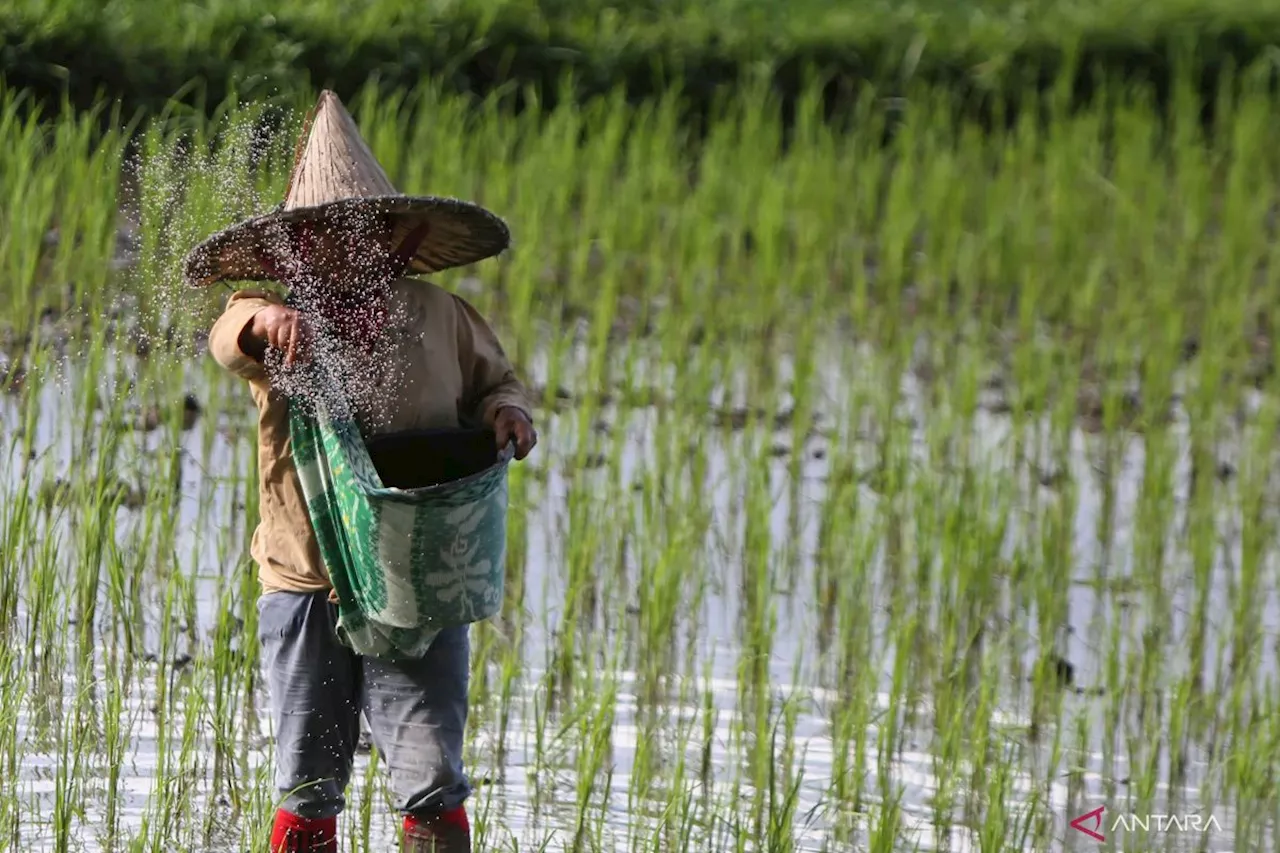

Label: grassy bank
[6,0,1280,124]
[1,72,1279,850]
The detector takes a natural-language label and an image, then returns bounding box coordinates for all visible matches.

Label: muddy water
[1,345,1266,853]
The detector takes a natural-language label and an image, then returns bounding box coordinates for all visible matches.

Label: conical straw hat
[182,90,510,288]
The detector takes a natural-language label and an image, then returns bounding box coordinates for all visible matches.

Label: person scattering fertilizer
[184,90,537,853]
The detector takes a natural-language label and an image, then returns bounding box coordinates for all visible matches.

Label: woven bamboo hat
[182,90,510,288]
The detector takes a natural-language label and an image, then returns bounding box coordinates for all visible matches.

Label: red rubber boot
[269,810,338,852]
[402,806,470,852]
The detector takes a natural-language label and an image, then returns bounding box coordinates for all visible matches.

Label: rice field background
[8,0,1280,122]
[3,60,1280,852]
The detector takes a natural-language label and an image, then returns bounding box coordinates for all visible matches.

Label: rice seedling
[2,52,1280,853]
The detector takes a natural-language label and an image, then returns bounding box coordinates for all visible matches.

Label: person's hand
[494,406,537,460]
[250,305,313,366]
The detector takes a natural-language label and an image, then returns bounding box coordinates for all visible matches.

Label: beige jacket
[209,278,531,594]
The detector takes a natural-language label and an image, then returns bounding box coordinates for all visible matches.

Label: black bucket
[364,427,503,490]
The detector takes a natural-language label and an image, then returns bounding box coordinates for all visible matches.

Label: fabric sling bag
[287,367,513,660]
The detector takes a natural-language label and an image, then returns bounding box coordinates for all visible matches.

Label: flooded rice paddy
[4,77,1280,852]
[2,341,1271,852]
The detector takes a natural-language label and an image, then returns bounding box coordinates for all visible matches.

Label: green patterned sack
[287,368,512,660]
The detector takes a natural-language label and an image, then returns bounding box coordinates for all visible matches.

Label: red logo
[1070,805,1106,842]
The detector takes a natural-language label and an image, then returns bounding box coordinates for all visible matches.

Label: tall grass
[1,62,1279,851]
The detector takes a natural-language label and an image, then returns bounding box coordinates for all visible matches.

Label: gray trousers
[257,590,472,819]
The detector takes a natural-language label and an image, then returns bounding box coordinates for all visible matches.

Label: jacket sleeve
[208,289,284,382]
[452,294,532,428]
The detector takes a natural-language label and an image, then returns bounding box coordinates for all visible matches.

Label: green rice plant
[350,743,380,853]
[0,643,24,849]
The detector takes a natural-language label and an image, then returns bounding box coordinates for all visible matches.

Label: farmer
[184,91,536,853]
